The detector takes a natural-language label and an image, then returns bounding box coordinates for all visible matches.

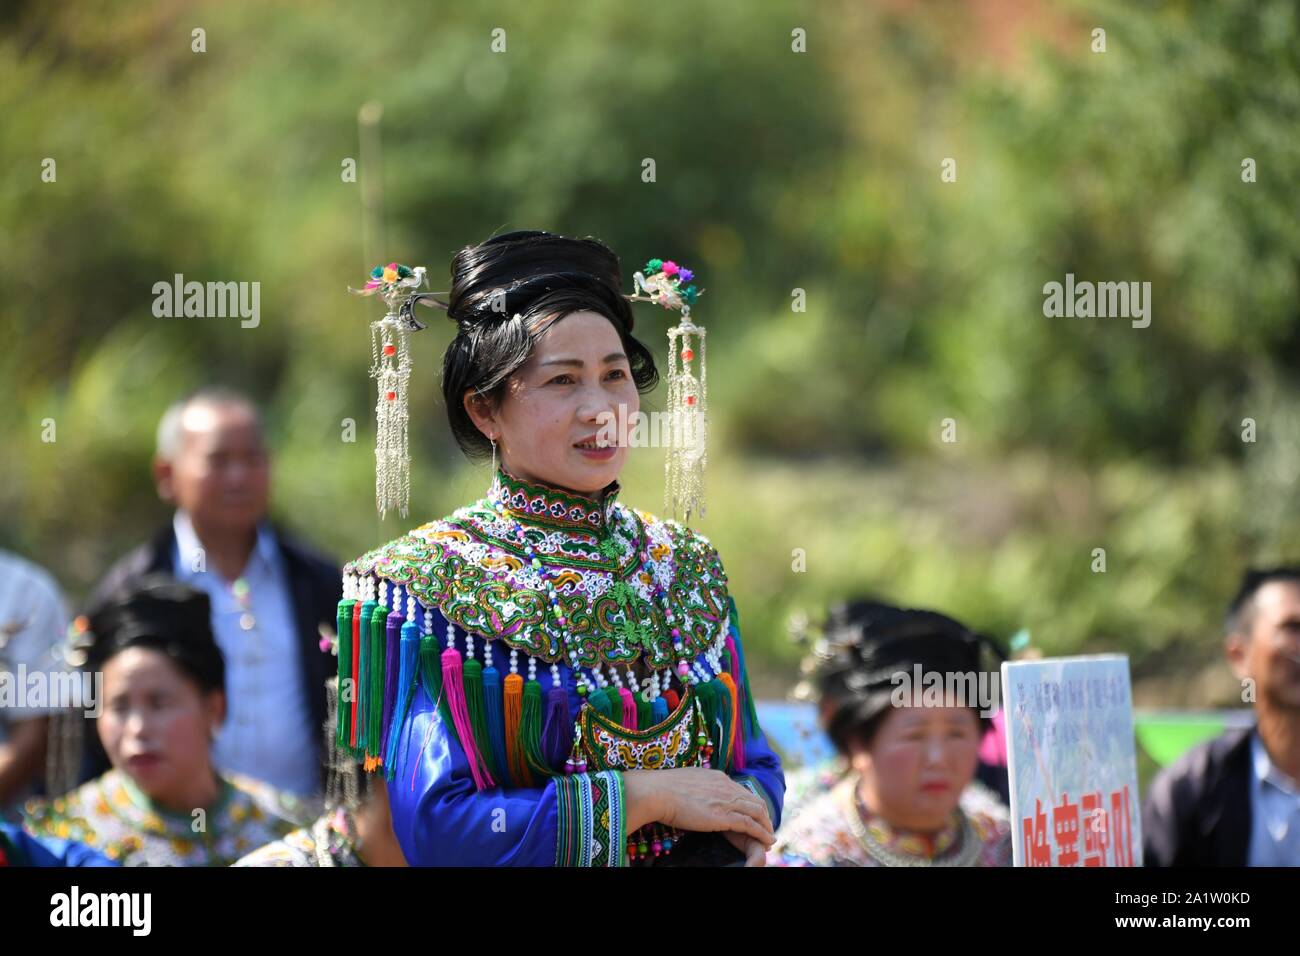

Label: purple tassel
[541,680,573,770]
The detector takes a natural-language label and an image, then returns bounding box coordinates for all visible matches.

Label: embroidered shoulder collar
[345,471,730,669]
[491,469,622,533]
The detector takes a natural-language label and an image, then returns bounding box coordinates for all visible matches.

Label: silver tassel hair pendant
[628,258,706,522]
[350,263,430,520]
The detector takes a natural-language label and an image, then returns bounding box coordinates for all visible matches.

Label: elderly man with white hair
[85,388,339,798]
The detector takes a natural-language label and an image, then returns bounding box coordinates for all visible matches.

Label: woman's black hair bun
[445,230,636,332]
[83,573,226,696]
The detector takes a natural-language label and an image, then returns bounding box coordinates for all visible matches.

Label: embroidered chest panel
[580,687,703,771]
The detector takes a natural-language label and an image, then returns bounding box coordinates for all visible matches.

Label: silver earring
[491,438,497,474]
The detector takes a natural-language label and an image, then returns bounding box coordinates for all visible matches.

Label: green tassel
[418,633,455,731]
[367,605,388,760]
[586,685,614,722]
[712,679,735,769]
[635,691,652,730]
[602,686,624,722]
[520,680,554,779]
[335,600,355,750]
[463,657,499,780]
[353,600,376,757]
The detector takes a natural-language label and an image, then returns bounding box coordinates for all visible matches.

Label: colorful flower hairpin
[628,258,702,315]
[349,263,430,329]
[349,263,435,519]
[626,257,708,522]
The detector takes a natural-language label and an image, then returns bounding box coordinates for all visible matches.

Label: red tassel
[663,689,680,712]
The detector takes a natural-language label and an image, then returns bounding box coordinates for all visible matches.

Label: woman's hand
[723,831,769,867]
[623,768,775,849]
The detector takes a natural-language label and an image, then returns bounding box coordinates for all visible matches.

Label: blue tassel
[728,601,761,737]
[385,621,420,781]
[482,659,511,788]
[651,695,668,724]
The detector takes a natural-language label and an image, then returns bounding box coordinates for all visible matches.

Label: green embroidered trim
[345,494,730,669]
[591,770,625,867]
[555,771,625,867]
[494,469,618,533]
[555,774,584,867]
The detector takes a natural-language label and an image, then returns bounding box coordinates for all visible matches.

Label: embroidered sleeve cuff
[735,774,777,827]
[555,770,626,867]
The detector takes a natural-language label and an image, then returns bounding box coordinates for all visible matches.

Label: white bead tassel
[371,315,413,520]
[665,318,707,521]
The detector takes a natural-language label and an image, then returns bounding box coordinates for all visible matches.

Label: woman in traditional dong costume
[770,601,1011,867]
[23,576,304,866]
[338,231,784,866]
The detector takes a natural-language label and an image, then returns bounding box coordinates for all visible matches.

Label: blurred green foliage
[2,0,1297,703]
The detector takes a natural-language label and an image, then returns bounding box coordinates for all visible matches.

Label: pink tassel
[619,687,637,730]
[442,647,495,790]
[725,635,747,770]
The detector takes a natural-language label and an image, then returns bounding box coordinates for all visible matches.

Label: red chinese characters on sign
[1022,798,1052,866]
[1081,791,1110,866]
[1021,785,1134,866]
[1110,784,1134,866]
[1052,792,1080,867]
